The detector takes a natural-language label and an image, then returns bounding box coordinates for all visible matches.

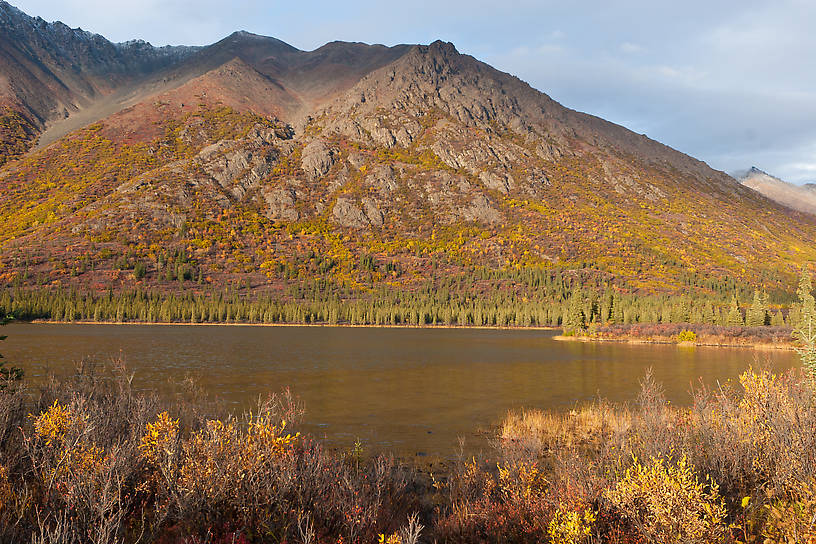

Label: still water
[3,324,798,458]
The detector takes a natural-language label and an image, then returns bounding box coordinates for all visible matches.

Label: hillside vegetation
[2,4,816,320]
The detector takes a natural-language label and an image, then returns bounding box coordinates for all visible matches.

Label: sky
[14,0,816,183]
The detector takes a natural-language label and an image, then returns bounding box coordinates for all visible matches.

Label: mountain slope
[734,166,816,216]
[1,4,815,299]
[33,31,412,148]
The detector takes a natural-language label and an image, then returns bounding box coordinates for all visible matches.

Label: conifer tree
[796,265,815,329]
[746,289,767,327]
[726,296,744,326]
[794,266,816,382]
[564,284,586,333]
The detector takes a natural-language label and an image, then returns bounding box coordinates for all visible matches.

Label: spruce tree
[794,266,816,382]
[796,265,815,329]
[746,289,767,327]
[726,296,744,326]
[564,285,586,333]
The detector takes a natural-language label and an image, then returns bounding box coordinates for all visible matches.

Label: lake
[3,323,798,459]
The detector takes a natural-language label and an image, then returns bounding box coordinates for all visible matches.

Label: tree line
[0,268,796,328]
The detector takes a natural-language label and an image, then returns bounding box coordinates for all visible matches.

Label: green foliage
[0,268,801,331]
[726,296,744,326]
[794,266,816,382]
[746,289,769,327]
[563,284,586,333]
[133,261,147,280]
[796,264,815,329]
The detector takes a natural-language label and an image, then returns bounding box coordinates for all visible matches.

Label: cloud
[619,42,643,54]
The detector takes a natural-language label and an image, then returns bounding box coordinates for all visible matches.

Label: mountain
[0,1,197,159]
[1,2,815,299]
[734,167,816,216]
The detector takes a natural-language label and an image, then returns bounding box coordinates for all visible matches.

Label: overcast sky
[14,0,816,183]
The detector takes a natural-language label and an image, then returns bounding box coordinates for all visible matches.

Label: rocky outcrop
[263,187,299,221]
[366,164,399,195]
[301,140,334,179]
[332,197,368,228]
[197,144,276,200]
[362,197,384,226]
[461,194,502,224]
[193,124,284,202]
[332,196,385,228]
[479,171,515,194]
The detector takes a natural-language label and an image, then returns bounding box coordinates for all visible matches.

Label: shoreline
[553,334,796,351]
[24,320,561,331]
[19,321,797,350]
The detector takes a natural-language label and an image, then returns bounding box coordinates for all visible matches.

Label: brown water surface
[3,324,797,458]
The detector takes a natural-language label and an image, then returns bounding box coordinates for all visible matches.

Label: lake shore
[553,333,796,350]
[26,319,561,331]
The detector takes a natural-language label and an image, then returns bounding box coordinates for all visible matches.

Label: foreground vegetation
[1,358,816,543]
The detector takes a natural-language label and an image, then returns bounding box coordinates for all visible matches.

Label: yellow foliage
[604,455,726,544]
[32,401,72,445]
[139,411,179,464]
[0,465,12,514]
[761,483,816,544]
[677,330,697,342]
[497,459,547,501]
[172,414,299,498]
[547,504,595,544]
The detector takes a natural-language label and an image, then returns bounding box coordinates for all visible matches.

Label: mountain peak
[732,166,776,181]
[428,40,459,55]
[735,166,816,215]
[219,30,299,51]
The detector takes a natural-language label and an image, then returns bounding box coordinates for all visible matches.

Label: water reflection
[4,324,797,457]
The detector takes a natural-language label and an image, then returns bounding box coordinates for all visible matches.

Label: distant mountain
[734,166,816,216]
[1,1,815,297]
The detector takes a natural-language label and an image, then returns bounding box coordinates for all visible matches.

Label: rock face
[263,187,299,221]
[196,143,276,200]
[332,197,368,228]
[0,0,196,127]
[461,194,502,224]
[362,198,385,226]
[366,164,399,195]
[300,141,334,180]
[331,196,386,228]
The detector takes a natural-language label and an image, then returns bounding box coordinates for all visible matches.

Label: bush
[677,329,697,342]
[1,362,424,543]
[133,261,147,280]
[603,456,726,543]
